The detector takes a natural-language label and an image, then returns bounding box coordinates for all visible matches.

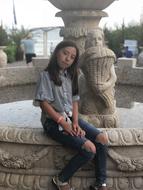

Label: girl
[34,40,108,190]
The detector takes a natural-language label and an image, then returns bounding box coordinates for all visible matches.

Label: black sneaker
[90,183,107,190]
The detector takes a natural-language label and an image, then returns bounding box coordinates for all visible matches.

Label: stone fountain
[0,0,143,190]
[0,57,143,190]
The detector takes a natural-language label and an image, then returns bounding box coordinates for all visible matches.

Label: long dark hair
[45,40,79,95]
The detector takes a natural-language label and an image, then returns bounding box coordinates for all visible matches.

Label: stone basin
[0,61,143,190]
[48,0,115,10]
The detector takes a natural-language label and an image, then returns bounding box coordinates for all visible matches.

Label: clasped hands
[62,120,85,137]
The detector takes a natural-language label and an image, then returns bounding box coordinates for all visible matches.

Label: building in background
[124,39,138,57]
[30,27,63,57]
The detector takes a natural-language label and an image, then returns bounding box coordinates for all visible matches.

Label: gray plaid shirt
[34,71,79,125]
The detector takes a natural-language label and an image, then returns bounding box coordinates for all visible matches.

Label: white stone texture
[116,58,143,86]
[137,51,143,67]
[0,126,141,190]
[0,46,7,68]
[48,0,115,10]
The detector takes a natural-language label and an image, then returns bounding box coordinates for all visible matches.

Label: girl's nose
[66,56,70,61]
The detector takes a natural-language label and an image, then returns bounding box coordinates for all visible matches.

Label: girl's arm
[72,101,85,137]
[40,101,77,136]
[40,101,62,122]
[72,101,79,125]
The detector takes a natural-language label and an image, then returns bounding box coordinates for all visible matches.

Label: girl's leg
[78,118,108,144]
[94,142,108,186]
[44,118,95,182]
[78,118,108,186]
[58,146,94,182]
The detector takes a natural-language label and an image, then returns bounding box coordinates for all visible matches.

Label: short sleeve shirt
[21,39,35,54]
[34,71,80,125]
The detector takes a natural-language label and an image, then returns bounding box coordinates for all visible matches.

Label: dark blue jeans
[43,118,107,185]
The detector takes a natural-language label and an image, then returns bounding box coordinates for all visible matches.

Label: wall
[0,57,143,88]
[115,58,143,86]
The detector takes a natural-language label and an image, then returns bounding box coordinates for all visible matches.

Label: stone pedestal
[0,126,142,190]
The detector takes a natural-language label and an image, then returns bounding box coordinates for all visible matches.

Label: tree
[0,25,9,46]
[104,26,123,57]
[103,22,143,57]
[9,26,29,60]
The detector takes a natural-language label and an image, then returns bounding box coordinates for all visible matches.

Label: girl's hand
[60,120,77,136]
[72,123,86,137]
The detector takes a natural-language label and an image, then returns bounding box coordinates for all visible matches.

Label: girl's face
[57,46,77,70]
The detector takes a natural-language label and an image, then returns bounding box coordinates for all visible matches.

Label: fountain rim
[47,0,116,11]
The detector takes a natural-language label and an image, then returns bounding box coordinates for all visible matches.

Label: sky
[0,0,143,29]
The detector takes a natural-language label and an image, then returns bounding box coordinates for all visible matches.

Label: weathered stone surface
[0,65,43,87]
[0,58,143,87]
[1,57,143,87]
[115,58,143,86]
[0,46,7,68]
[48,0,115,10]
[137,51,143,67]
[0,126,142,190]
[79,28,119,128]
[32,57,48,68]
[58,10,108,54]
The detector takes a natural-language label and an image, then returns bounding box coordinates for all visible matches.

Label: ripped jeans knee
[82,140,96,154]
[96,132,109,145]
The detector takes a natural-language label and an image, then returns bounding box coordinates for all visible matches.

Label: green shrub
[4,44,16,63]
[9,26,29,61]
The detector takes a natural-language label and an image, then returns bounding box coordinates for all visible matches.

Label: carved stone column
[57,10,107,54]
[48,0,116,53]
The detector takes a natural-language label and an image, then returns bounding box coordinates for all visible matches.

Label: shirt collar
[60,70,68,77]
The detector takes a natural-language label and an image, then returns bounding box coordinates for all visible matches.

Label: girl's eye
[63,51,68,55]
[63,52,75,59]
[71,56,75,60]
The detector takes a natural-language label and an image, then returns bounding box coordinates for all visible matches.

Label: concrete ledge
[0,66,44,87]
[32,57,49,68]
[0,126,142,190]
[115,58,143,86]
[1,57,143,87]
[0,57,48,87]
